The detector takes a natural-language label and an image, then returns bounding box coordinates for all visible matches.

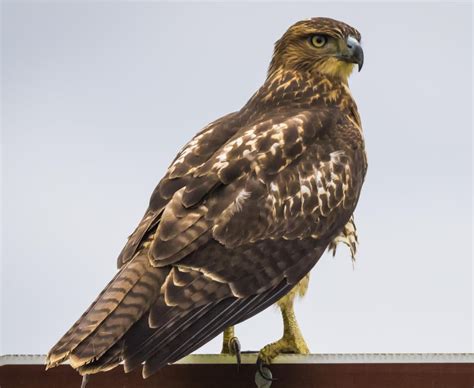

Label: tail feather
[46,271,123,367]
[47,254,167,370]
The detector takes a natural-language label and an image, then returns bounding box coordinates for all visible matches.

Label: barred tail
[46,254,167,372]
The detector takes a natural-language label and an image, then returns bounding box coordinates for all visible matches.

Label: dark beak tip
[346,35,364,73]
[356,51,364,72]
[356,47,364,72]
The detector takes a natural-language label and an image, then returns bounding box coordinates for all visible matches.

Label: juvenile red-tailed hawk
[47,17,367,381]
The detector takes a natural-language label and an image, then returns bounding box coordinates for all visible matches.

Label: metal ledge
[1,353,474,366]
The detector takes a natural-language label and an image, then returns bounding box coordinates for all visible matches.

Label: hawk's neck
[243,68,355,115]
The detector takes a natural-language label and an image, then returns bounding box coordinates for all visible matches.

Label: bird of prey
[47,17,367,381]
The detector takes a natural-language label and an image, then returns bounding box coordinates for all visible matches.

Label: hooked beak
[338,35,364,72]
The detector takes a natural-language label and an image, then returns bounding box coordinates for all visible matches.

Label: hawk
[47,17,367,381]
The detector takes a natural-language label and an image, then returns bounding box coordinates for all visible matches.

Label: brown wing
[47,104,364,377]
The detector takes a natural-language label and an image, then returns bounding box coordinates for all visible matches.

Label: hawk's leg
[257,274,310,368]
[221,326,241,368]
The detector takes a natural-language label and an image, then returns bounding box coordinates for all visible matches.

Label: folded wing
[47,106,361,378]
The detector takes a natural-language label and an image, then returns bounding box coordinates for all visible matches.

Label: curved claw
[229,336,241,371]
[256,357,277,382]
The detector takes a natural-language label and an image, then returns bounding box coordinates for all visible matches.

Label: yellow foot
[258,334,309,365]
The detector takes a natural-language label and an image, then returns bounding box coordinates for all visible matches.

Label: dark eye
[311,35,327,48]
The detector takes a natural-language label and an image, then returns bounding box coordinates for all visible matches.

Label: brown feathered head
[269,17,363,81]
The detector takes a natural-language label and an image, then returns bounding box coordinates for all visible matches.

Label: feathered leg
[327,216,358,261]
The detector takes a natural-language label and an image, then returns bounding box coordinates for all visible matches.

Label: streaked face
[271,17,363,80]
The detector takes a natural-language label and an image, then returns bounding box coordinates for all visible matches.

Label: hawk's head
[269,17,363,81]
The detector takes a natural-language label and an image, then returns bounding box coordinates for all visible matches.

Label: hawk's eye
[311,35,327,48]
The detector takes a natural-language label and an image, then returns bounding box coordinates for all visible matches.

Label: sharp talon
[230,336,241,371]
[80,375,90,388]
[256,358,277,381]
